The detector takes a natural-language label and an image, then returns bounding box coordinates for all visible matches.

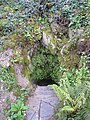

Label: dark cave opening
[33,78,58,86]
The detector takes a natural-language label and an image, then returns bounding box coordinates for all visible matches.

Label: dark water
[33,79,58,86]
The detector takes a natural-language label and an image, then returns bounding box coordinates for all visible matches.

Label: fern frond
[61,106,74,112]
[51,84,73,102]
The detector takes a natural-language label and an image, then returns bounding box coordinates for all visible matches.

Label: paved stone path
[26,86,59,120]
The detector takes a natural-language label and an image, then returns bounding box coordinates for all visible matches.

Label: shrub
[30,46,65,83]
[51,56,90,120]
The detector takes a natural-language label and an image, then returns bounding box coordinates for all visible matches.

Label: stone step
[26,86,58,120]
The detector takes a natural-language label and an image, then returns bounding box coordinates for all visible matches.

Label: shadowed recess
[33,78,58,86]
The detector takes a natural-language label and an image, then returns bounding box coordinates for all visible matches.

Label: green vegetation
[7,100,29,120]
[51,56,90,120]
[0,66,17,91]
[0,0,89,50]
[30,46,65,82]
[0,66,29,100]
[0,0,90,119]
[0,66,29,119]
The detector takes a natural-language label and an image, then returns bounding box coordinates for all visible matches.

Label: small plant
[7,100,29,120]
[0,66,16,91]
